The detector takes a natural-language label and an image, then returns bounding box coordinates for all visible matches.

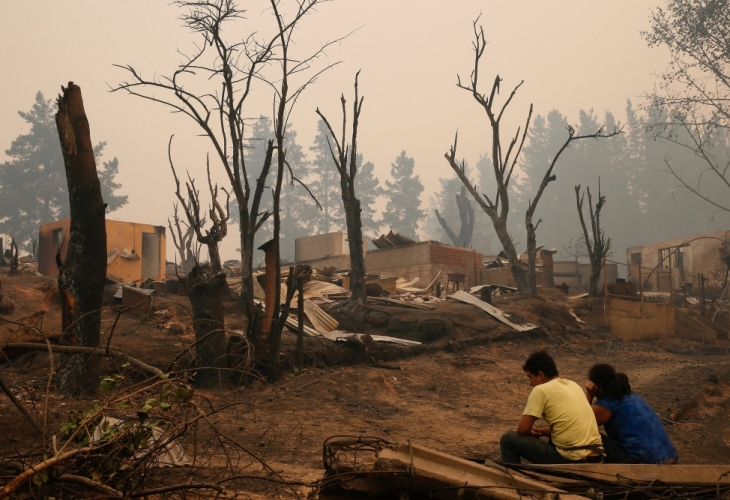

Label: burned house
[481,248,557,288]
[294,231,484,291]
[294,232,367,264]
[626,229,730,292]
[553,260,618,288]
[38,218,166,282]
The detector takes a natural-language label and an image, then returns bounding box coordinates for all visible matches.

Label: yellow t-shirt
[523,378,603,461]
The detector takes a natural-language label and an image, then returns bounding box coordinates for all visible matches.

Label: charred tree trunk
[238,144,273,356]
[54,82,107,391]
[167,142,234,388]
[316,72,367,310]
[8,238,19,274]
[343,184,367,306]
[575,182,611,297]
[187,266,227,388]
[435,186,475,248]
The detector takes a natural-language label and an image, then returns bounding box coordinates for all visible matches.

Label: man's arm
[516,415,538,436]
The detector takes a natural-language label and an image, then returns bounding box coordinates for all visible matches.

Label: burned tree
[54,83,107,389]
[113,2,273,334]
[167,143,231,387]
[167,201,201,273]
[259,0,336,380]
[168,145,229,272]
[114,0,338,363]
[575,181,612,296]
[316,72,368,309]
[8,238,19,274]
[445,19,620,293]
[435,185,475,248]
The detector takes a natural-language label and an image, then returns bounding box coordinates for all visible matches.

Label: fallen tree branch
[0,373,42,434]
[217,474,311,487]
[0,343,163,377]
[129,482,224,498]
[55,474,123,498]
[0,445,95,499]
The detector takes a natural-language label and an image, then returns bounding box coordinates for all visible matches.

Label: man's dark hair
[522,350,558,378]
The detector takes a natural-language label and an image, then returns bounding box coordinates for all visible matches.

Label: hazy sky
[0,1,669,261]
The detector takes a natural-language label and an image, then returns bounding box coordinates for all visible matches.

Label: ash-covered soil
[1,272,729,497]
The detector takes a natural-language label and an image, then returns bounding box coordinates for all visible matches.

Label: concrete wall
[294,232,367,262]
[294,240,483,289]
[589,297,675,341]
[482,265,554,288]
[553,261,618,287]
[626,230,730,291]
[38,218,166,281]
[291,253,352,271]
[365,241,482,289]
[588,297,725,345]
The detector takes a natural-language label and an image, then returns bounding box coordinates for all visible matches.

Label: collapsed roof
[371,230,417,249]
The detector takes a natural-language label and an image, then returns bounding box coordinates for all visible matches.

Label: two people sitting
[500,350,677,464]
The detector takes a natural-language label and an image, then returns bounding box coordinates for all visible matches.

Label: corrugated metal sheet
[303,280,348,298]
[321,331,421,346]
[450,290,537,332]
[303,299,339,333]
[372,230,417,249]
[284,316,321,337]
[368,297,435,310]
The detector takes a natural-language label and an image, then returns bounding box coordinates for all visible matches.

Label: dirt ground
[2,271,730,498]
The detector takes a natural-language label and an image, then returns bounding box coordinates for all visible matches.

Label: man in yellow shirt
[500,350,604,464]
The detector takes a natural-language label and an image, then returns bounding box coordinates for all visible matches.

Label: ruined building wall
[38,218,166,281]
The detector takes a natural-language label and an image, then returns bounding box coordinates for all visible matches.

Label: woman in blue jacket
[585,364,678,464]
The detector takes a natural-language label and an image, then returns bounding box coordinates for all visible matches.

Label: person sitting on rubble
[500,350,604,464]
[586,364,678,464]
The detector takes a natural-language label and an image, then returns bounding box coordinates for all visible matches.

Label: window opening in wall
[630,252,642,266]
[658,247,684,270]
[52,228,64,246]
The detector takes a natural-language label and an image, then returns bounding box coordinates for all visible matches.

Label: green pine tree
[382,151,424,239]
[309,120,345,234]
[354,154,383,239]
[0,92,127,251]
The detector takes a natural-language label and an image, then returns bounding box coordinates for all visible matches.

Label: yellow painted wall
[38,218,166,282]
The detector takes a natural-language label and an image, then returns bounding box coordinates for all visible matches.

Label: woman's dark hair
[523,350,558,378]
[588,364,631,400]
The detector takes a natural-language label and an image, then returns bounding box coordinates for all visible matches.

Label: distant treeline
[426,99,730,263]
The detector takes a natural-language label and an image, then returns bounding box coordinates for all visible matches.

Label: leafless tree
[444,18,621,293]
[316,72,367,310]
[168,201,201,273]
[169,145,229,273]
[435,185,475,248]
[113,0,341,372]
[644,0,730,214]
[575,181,612,296]
[167,148,232,388]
